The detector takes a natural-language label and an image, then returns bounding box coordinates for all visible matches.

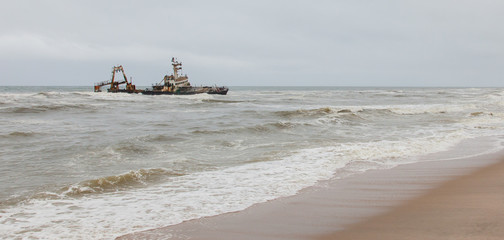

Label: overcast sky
[1,0,503,87]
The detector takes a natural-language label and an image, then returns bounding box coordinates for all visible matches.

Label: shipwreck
[93,58,228,95]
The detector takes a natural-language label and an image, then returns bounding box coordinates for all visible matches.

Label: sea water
[1,86,504,239]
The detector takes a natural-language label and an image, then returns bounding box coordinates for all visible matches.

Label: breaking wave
[1,168,184,207]
[274,107,399,120]
[275,107,336,118]
[191,109,369,136]
[275,104,470,120]
[62,168,183,197]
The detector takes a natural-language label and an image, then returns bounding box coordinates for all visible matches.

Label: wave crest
[62,168,183,197]
[275,107,335,118]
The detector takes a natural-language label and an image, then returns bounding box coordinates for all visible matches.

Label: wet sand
[118,146,504,240]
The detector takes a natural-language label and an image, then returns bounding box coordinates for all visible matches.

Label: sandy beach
[118,140,504,240]
[317,155,504,240]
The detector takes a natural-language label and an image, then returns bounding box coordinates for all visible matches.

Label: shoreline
[117,138,504,240]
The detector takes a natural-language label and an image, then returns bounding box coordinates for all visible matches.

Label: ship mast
[172,57,182,80]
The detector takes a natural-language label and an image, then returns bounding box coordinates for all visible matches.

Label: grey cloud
[1,0,503,86]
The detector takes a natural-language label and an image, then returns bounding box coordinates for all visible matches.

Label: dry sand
[317,156,504,240]
[118,145,504,240]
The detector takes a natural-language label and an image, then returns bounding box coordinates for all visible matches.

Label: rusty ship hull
[142,86,228,95]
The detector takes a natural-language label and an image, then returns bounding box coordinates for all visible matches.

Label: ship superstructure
[143,58,228,95]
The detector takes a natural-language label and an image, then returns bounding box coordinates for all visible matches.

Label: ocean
[1,86,504,239]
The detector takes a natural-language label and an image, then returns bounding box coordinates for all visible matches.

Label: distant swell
[201,99,245,103]
[3,104,96,113]
[470,111,493,117]
[34,92,61,98]
[192,121,308,135]
[10,131,35,136]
